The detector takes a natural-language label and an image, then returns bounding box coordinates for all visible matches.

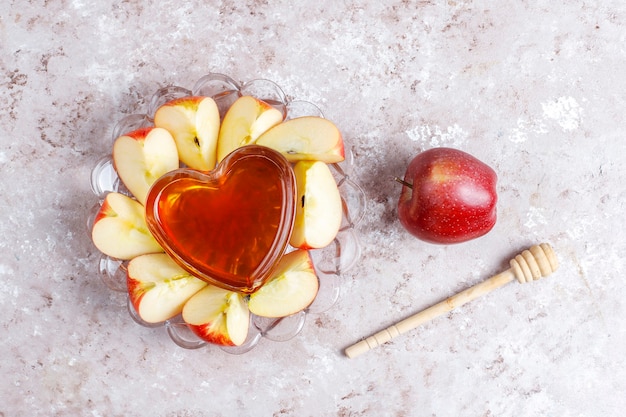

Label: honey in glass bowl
[145,145,296,294]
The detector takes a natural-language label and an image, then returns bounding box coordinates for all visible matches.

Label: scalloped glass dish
[88,73,365,354]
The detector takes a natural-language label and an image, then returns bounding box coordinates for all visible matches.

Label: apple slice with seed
[182,285,250,346]
[127,253,207,323]
[290,160,343,249]
[154,96,220,171]
[256,116,345,163]
[248,249,319,318]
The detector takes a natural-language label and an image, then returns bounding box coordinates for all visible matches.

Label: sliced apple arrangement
[91,92,346,348]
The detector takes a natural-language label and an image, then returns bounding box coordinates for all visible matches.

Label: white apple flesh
[256,116,345,163]
[127,253,207,324]
[153,96,220,171]
[91,192,162,260]
[217,95,284,162]
[289,160,343,249]
[112,127,179,205]
[182,285,250,346]
[248,249,319,318]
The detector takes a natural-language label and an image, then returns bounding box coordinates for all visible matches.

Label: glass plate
[87,73,366,354]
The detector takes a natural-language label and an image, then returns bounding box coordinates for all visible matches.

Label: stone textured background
[1,1,624,416]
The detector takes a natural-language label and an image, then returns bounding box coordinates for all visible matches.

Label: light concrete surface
[1,1,624,416]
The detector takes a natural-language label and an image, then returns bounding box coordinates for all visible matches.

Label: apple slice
[91,192,163,260]
[216,95,284,162]
[248,249,319,318]
[127,253,207,324]
[112,127,179,204]
[256,116,345,163]
[289,160,343,249]
[182,285,250,346]
[153,96,220,171]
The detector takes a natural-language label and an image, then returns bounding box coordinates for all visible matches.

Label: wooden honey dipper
[344,243,559,359]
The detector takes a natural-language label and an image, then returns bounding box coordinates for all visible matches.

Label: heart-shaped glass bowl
[88,73,366,354]
[145,145,297,294]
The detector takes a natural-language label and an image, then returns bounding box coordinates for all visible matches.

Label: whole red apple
[397,147,497,244]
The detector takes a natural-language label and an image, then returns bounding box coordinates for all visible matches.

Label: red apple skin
[187,323,235,347]
[397,147,497,244]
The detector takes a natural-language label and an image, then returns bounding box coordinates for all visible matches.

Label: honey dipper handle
[344,270,515,359]
[344,243,559,359]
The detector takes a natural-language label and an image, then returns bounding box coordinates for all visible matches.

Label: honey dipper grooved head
[509,243,559,283]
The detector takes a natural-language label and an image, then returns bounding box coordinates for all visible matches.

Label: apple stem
[394,177,413,189]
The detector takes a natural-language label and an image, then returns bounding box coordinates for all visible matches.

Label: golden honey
[145,145,296,293]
